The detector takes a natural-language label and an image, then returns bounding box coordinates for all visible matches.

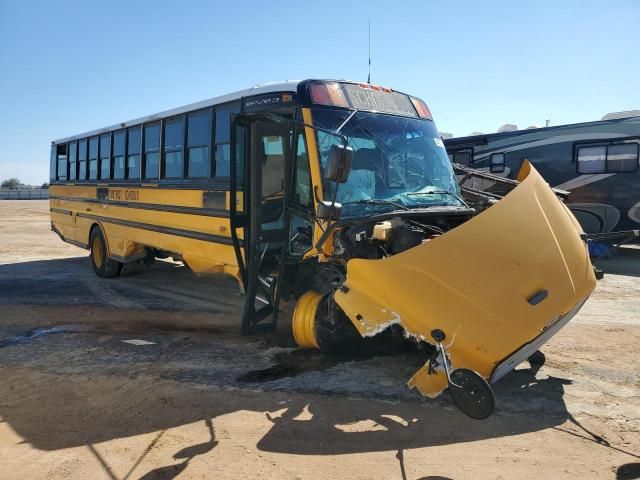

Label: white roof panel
[53,80,301,144]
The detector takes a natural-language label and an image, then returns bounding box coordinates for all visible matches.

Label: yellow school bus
[50,80,596,418]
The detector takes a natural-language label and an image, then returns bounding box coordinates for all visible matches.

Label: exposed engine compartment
[332,213,471,261]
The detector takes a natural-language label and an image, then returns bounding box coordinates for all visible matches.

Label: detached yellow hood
[334,161,596,396]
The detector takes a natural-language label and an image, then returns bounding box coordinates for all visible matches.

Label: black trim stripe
[50,224,89,249]
[50,207,73,216]
[77,212,236,245]
[49,195,230,218]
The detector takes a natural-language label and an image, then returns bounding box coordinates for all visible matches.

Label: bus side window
[490,153,505,173]
[112,130,126,180]
[50,145,56,182]
[88,137,99,180]
[99,133,111,180]
[293,133,313,208]
[187,109,212,178]
[68,141,77,181]
[162,116,185,179]
[127,127,141,180]
[143,123,160,179]
[261,136,285,198]
[78,138,87,181]
[56,144,68,181]
[215,102,241,177]
[288,132,314,257]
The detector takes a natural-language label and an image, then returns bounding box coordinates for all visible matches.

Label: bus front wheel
[90,227,122,278]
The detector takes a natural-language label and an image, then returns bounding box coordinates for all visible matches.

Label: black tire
[448,368,495,420]
[89,226,122,278]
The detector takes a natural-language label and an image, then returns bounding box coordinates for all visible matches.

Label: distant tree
[41,182,49,189]
[1,178,22,190]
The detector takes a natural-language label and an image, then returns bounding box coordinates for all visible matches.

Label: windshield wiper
[342,199,410,211]
[406,190,469,207]
[336,109,358,134]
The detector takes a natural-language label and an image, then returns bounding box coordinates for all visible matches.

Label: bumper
[490,296,588,383]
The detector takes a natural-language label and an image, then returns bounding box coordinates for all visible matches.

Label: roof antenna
[367,20,372,84]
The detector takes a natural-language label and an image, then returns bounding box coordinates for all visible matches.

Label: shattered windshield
[312,108,462,218]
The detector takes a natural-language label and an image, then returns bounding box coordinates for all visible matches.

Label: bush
[1,178,22,190]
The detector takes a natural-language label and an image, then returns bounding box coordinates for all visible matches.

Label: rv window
[490,153,505,173]
[453,150,472,166]
[577,145,606,174]
[606,143,639,173]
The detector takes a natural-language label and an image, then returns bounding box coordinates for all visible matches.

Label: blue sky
[0,0,638,184]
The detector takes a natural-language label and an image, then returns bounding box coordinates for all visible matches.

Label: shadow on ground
[0,256,241,314]
[0,254,631,479]
[594,246,640,278]
[0,363,578,454]
[1,359,619,480]
[617,463,640,480]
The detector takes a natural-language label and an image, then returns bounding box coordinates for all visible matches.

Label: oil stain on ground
[236,349,385,383]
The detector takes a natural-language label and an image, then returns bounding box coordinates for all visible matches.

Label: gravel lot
[0,200,638,479]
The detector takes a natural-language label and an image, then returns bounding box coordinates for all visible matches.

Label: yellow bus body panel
[334,162,596,396]
[49,185,242,281]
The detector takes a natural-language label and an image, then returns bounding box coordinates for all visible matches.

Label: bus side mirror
[325,144,353,183]
[317,200,342,220]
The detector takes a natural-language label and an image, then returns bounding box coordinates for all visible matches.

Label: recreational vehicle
[444,114,640,235]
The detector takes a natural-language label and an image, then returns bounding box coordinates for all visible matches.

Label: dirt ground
[0,200,638,480]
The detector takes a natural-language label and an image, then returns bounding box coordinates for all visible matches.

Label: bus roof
[53,80,300,144]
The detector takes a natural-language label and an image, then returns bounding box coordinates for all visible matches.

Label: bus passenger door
[231,115,291,334]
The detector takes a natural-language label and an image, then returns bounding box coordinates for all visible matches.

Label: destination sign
[341,84,417,117]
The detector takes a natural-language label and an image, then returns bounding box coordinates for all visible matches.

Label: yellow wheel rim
[292,291,322,349]
[92,236,104,268]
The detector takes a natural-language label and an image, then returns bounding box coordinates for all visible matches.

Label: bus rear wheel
[90,227,122,278]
